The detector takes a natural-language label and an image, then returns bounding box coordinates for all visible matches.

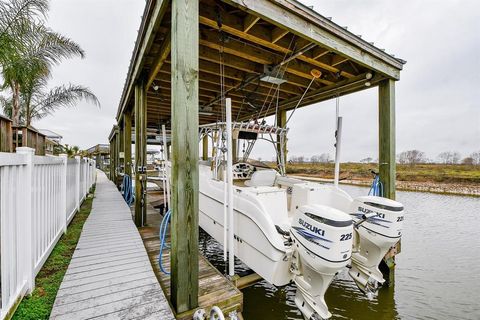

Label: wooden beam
[199,28,334,86]
[199,4,356,78]
[124,109,132,176]
[311,46,329,60]
[271,27,289,44]
[134,79,147,227]
[331,54,349,67]
[279,73,372,110]
[116,0,169,120]
[154,78,274,103]
[147,32,171,89]
[222,0,402,79]
[171,0,199,314]
[379,79,396,199]
[161,60,302,95]
[148,85,251,105]
[243,14,260,32]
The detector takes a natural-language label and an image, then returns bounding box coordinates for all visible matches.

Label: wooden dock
[138,191,243,320]
[50,172,175,320]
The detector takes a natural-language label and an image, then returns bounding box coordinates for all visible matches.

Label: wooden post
[115,126,120,184]
[96,153,101,170]
[124,109,132,176]
[379,79,396,200]
[134,79,147,227]
[378,78,396,286]
[171,0,199,313]
[119,117,125,174]
[202,134,209,161]
[232,138,237,163]
[109,137,115,181]
[276,110,288,169]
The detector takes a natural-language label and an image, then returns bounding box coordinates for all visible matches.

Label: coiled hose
[122,174,134,205]
[158,209,171,274]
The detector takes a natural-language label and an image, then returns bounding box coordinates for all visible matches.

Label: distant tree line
[289,153,333,164]
[286,150,480,165]
[396,150,480,165]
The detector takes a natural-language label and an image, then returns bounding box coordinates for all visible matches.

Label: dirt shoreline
[290,174,480,197]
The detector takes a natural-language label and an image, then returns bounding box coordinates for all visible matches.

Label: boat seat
[245,169,277,187]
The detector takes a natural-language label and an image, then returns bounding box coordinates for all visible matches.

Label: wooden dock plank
[137,191,244,320]
[50,171,174,320]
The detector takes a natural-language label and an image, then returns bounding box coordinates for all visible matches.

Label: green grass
[285,162,480,184]
[11,187,95,320]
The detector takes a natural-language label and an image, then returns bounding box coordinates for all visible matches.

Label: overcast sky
[32,0,479,162]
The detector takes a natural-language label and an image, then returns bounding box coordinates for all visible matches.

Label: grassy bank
[12,187,95,320]
[286,162,480,185]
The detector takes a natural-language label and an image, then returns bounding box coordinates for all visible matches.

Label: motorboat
[197,121,404,320]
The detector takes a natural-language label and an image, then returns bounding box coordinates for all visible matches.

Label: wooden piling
[135,79,147,227]
[378,78,397,284]
[170,0,200,313]
[124,109,132,176]
[379,79,396,200]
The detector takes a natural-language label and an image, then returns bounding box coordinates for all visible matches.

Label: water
[198,186,480,320]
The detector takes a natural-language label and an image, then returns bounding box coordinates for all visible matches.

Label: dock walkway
[50,171,174,320]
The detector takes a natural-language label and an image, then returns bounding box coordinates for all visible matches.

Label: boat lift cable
[284,69,322,127]
[258,36,297,121]
[202,36,312,111]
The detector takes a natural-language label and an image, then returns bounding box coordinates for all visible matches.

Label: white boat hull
[199,166,291,285]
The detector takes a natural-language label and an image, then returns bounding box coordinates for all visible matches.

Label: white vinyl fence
[0,147,96,319]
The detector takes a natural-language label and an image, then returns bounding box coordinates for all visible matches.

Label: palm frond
[26,24,85,65]
[0,0,48,37]
[29,84,100,122]
[0,94,13,118]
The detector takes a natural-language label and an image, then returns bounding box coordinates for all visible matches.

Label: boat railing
[0,148,96,319]
[199,121,289,137]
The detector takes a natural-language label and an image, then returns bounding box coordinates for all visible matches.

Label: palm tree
[61,144,79,157]
[0,0,99,126]
[1,0,49,124]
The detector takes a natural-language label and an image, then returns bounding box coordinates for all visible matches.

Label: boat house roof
[114,0,404,129]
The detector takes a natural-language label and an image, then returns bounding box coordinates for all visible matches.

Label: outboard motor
[290,204,353,320]
[349,196,404,296]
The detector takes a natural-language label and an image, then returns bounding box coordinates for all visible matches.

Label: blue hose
[159,209,171,274]
[368,174,384,197]
[122,174,134,205]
